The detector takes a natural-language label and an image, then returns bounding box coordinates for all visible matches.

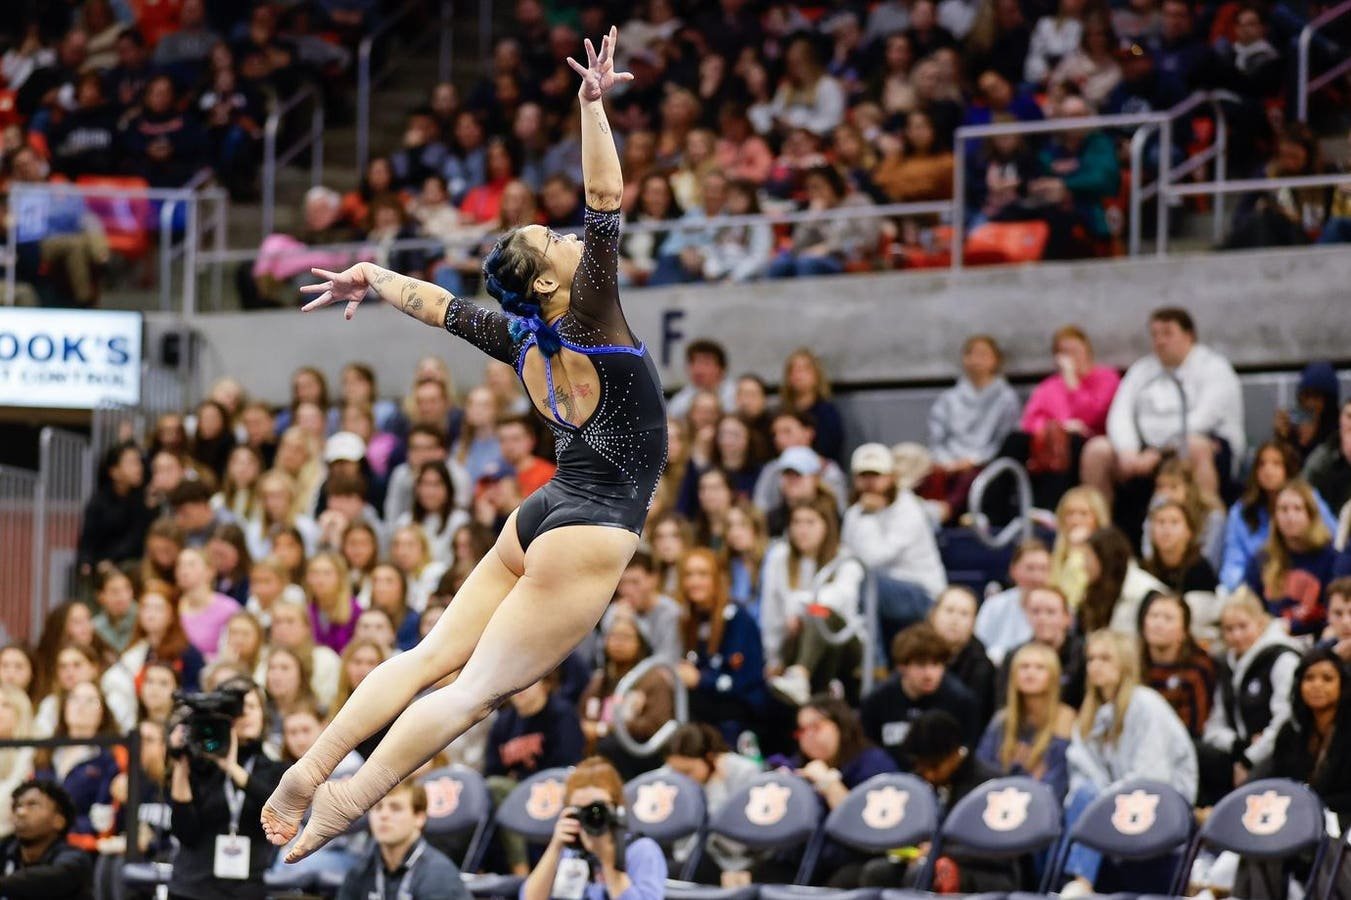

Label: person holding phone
[520,756,666,900]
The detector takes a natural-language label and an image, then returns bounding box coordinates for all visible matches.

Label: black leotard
[442,206,668,549]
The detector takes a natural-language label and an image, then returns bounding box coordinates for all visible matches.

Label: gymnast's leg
[282,523,638,862]
[260,511,528,845]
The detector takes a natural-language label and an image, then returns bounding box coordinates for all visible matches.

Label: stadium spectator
[1221,441,1335,591]
[768,166,877,278]
[1306,400,1351,518]
[769,695,897,887]
[1146,0,1213,109]
[337,778,467,900]
[723,501,770,618]
[0,781,93,899]
[305,552,360,653]
[659,723,761,880]
[1059,630,1197,895]
[1144,456,1226,570]
[1048,15,1123,108]
[219,613,265,678]
[668,339,736,419]
[175,548,241,659]
[207,523,253,607]
[7,145,109,307]
[931,587,997,727]
[120,582,206,691]
[243,187,361,309]
[1223,125,1328,248]
[924,334,1021,520]
[1077,526,1167,634]
[648,170,728,287]
[396,462,469,565]
[385,424,467,529]
[32,681,124,853]
[601,552,683,666]
[1138,593,1215,737]
[841,442,946,644]
[999,586,1087,709]
[1143,499,1220,595]
[1083,307,1243,507]
[263,601,340,710]
[862,622,981,764]
[0,687,35,839]
[578,610,674,778]
[676,548,767,743]
[33,641,135,737]
[975,539,1052,665]
[1244,480,1348,636]
[263,647,319,744]
[1029,95,1122,258]
[978,641,1075,801]
[1025,0,1090,84]
[1274,362,1341,466]
[761,496,865,706]
[79,442,153,576]
[213,445,264,522]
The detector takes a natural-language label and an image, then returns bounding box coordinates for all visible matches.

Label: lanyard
[223,757,257,836]
[373,839,426,900]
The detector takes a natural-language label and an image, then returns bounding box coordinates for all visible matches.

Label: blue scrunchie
[483,251,563,357]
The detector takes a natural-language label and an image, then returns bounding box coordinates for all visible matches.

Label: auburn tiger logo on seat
[632,781,680,824]
[861,786,909,830]
[982,786,1032,832]
[526,779,566,820]
[424,777,464,818]
[745,783,792,826]
[1110,790,1159,835]
[1242,790,1292,836]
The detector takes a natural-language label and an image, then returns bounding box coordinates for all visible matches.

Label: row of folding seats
[123,766,1344,899]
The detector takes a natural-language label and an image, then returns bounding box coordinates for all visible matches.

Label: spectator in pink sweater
[1008,325,1120,508]
[1021,324,1120,438]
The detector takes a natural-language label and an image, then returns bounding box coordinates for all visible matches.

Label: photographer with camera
[166,676,286,900]
[521,757,666,900]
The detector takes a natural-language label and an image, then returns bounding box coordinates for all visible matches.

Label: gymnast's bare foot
[261,756,325,847]
[284,778,368,863]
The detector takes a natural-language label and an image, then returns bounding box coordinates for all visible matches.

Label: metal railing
[0,733,146,862]
[801,567,879,696]
[1297,0,1351,122]
[1127,90,1238,256]
[951,97,1241,267]
[612,657,689,758]
[356,0,454,176]
[1157,172,1351,253]
[3,182,224,313]
[261,83,326,238]
[33,428,93,620]
[0,466,39,638]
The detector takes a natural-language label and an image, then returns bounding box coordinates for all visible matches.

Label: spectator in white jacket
[842,443,948,658]
[761,496,865,707]
[1081,307,1244,505]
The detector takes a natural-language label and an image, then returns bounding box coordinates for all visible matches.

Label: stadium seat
[121,859,174,890]
[963,222,1050,266]
[464,766,572,899]
[1042,778,1194,894]
[76,175,153,261]
[757,773,939,900]
[625,768,708,880]
[421,763,496,871]
[665,881,761,900]
[670,771,826,898]
[264,866,318,892]
[1169,778,1329,899]
[885,776,1063,897]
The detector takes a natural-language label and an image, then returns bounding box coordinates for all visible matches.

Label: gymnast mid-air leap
[260,27,667,861]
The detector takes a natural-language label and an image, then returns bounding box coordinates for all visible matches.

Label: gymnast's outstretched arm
[300,262,518,363]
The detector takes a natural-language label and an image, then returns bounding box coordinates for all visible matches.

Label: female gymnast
[261,27,667,861]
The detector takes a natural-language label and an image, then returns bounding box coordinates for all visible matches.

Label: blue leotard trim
[514,335,648,431]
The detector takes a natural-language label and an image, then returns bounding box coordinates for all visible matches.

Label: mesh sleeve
[443,295,521,365]
[564,205,635,347]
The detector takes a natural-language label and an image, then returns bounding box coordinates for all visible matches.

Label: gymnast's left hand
[300,263,372,320]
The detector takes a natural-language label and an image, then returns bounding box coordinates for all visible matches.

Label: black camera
[171,684,248,758]
[573,801,621,837]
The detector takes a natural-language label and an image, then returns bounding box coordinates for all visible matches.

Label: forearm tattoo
[400,281,424,314]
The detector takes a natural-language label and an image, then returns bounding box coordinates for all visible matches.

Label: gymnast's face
[518,225,583,299]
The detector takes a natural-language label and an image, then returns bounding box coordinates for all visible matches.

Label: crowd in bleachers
[0,301,1343,896]
[234,0,1351,311]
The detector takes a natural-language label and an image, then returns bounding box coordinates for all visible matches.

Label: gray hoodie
[1068,685,1199,802]
[927,376,1022,466]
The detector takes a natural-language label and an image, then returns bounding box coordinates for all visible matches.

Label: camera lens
[578,801,612,836]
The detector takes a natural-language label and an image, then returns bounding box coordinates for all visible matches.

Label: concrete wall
[151,245,1351,406]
